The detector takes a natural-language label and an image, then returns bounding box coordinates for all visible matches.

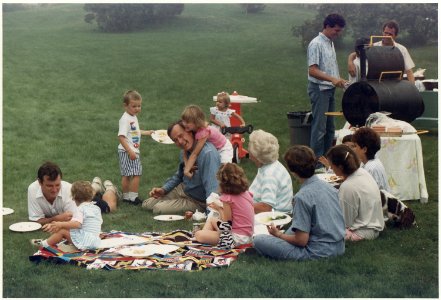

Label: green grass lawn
[2,4,438,298]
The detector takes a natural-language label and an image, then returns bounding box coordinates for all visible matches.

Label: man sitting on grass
[142,120,221,215]
[28,162,119,225]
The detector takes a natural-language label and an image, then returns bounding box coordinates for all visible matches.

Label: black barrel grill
[342,37,424,127]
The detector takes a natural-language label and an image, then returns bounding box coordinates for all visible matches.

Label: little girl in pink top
[181,105,233,178]
[194,163,254,248]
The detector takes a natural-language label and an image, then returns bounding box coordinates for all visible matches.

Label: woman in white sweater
[326,144,384,241]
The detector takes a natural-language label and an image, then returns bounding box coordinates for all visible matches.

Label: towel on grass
[29,230,251,271]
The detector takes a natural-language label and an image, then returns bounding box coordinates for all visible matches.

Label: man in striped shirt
[307,13,347,163]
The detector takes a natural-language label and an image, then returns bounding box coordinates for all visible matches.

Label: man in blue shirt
[142,120,221,215]
[307,13,347,164]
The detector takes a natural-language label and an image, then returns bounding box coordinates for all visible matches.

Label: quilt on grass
[29,230,250,271]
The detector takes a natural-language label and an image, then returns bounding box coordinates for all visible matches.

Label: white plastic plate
[316,173,343,183]
[118,244,179,257]
[255,212,292,226]
[153,215,185,221]
[151,130,174,144]
[9,222,42,232]
[2,207,14,216]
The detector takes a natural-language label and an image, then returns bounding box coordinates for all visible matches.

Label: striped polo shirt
[249,160,293,213]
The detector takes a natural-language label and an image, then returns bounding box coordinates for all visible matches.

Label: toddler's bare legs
[46,229,73,247]
[194,217,220,245]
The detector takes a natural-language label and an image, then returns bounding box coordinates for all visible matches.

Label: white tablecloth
[337,129,428,203]
[212,94,257,103]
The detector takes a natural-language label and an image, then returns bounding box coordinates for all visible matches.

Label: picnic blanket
[29,230,250,271]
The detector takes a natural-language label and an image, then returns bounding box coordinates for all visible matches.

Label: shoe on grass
[123,197,142,205]
[30,239,43,247]
[91,177,105,194]
[103,180,122,201]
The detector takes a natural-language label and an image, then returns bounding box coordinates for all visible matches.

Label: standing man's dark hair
[323,13,346,29]
[382,20,399,36]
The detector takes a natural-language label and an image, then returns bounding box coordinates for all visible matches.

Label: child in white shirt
[210,91,245,131]
[32,181,103,250]
[118,90,153,205]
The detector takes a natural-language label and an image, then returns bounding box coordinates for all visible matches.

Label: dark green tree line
[292,3,438,49]
[84,4,184,32]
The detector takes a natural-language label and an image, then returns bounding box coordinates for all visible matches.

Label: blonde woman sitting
[248,129,293,214]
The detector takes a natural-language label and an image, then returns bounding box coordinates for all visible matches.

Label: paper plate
[255,211,292,226]
[118,244,180,257]
[316,173,343,184]
[253,224,285,236]
[253,224,270,236]
[151,130,174,144]
[153,215,185,221]
[2,207,14,216]
[9,222,42,232]
[98,235,151,249]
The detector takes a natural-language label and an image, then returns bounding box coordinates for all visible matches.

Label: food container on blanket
[192,210,206,221]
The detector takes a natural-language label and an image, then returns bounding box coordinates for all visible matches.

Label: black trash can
[287,111,312,146]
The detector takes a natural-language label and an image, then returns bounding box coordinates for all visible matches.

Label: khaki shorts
[142,183,206,215]
[345,228,380,241]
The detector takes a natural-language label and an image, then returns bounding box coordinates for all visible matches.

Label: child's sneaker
[30,239,43,247]
[123,197,142,205]
[133,197,143,205]
[91,177,105,194]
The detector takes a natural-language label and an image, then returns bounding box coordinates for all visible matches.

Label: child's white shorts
[232,232,253,246]
[219,139,233,163]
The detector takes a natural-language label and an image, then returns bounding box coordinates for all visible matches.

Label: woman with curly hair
[194,163,254,248]
[248,130,293,214]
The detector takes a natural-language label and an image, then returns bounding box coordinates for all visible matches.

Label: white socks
[123,192,138,201]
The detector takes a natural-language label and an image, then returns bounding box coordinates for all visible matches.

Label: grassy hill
[2,4,438,298]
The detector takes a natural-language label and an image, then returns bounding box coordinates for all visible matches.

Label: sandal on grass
[30,239,43,247]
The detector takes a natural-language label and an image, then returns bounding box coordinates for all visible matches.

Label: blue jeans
[308,82,336,158]
[253,234,311,260]
[253,234,345,261]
